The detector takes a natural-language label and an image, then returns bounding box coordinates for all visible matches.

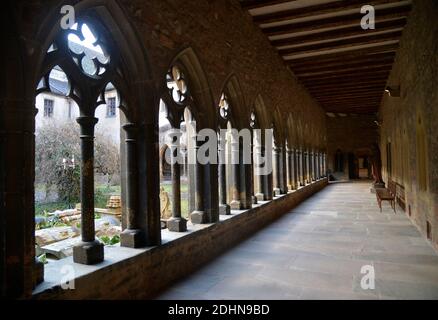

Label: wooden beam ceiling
[240,0,298,10]
[239,0,412,114]
[270,18,407,47]
[262,4,411,36]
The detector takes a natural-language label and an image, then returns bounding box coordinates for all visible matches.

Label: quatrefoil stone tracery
[166,66,188,105]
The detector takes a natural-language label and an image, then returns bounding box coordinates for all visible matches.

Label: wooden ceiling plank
[302,73,390,83]
[285,43,399,62]
[240,0,298,10]
[317,97,382,103]
[295,62,394,77]
[278,31,402,56]
[316,96,383,103]
[305,84,388,92]
[270,18,407,47]
[309,89,386,97]
[297,68,391,81]
[290,54,395,72]
[253,0,402,24]
[263,4,411,36]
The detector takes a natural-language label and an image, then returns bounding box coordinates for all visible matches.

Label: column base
[167,217,187,232]
[219,204,231,215]
[190,211,206,224]
[255,193,264,202]
[33,258,44,287]
[230,200,241,210]
[73,240,104,265]
[287,184,293,192]
[273,188,281,197]
[252,195,258,204]
[120,228,146,248]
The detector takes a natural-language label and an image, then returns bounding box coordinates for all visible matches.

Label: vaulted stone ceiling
[239,0,412,114]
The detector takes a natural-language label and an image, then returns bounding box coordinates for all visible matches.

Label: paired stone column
[254,130,265,201]
[273,145,281,196]
[73,116,104,265]
[230,130,241,209]
[286,148,293,191]
[293,149,299,189]
[317,152,321,179]
[120,123,146,247]
[218,132,230,215]
[191,137,206,224]
[297,149,302,186]
[314,151,319,180]
[250,131,257,204]
[309,151,314,182]
[323,153,327,177]
[279,146,287,194]
[166,128,187,232]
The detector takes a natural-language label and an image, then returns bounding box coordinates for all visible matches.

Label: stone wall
[379,0,438,249]
[326,114,378,180]
[33,179,327,299]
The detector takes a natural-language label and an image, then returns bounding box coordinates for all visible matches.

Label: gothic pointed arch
[161,47,215,129]
[218,74,247,130]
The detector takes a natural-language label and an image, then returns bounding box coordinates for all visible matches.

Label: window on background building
[43,98,54,117]
[106,97,116,117]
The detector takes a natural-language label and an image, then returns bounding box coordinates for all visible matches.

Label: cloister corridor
[156,181,438,300]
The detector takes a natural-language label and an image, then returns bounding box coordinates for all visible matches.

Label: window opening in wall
[43,99,54,118]
[34,20,124,266]
[106,97,116,117]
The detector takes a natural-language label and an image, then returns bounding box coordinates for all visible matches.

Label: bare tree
[35,121,120,203]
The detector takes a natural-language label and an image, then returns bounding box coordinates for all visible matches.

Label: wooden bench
[375,180,396,213]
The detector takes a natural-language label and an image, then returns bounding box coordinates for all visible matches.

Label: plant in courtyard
[94,130,120,187]
[99,235,120,245]
[35,121,120,208]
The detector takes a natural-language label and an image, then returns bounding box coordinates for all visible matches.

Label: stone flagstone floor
[156,181,438,300]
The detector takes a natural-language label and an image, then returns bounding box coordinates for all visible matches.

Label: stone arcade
[1,0,437,299]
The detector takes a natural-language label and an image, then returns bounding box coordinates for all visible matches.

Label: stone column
[310,151,315,181]
[218,132,230,214]
[264,147,273,201]
[230,130,241,209]
[273,145,281,196]
[304,150,309,184]
[286,148,293,191]
[73,116,103,265]
[317,152,321,179]
[191,137,206,224]
[254,130,265,201]
[120,123,146,247]
[142,120,161,246]
[250,131,257,204]
[167,128,187,232]
[314,151,318,180]
[279,146,287,194]
[323,153,325,177]
[293,149,298,189]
